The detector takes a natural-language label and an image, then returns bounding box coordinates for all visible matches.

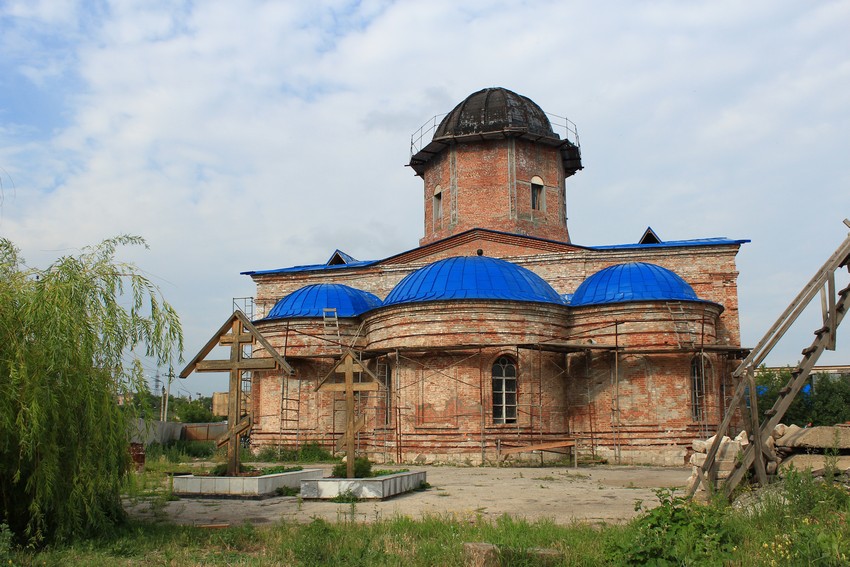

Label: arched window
[691,355,710,421]
[492,356,517,424]
[530,176,545,211]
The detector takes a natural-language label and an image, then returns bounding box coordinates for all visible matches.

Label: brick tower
[409,87,582,246]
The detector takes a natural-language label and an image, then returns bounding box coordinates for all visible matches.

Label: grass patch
[59,459,850,565]
[16,470,850,567]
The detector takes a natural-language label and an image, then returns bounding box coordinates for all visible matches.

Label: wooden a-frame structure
[180,310,294,476]
[689,219,850,498]
[315,350,380,478]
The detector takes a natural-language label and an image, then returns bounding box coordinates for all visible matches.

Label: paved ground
[125,464,691,527]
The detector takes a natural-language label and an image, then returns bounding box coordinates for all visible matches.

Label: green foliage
[146,440,216,463]
[607,489,737,565]
[267,441,336,463]
[755,368,813,425]
[372,468,409,476]
[172,397,219,423]
[742,466,850,564]
[260,465,302,475]
[332,457,373,478]
[0,236,183,545]
[0,522,13,563]
[330,489,360,503]
[275,486,300,497]
[810,374,850,425]
[756,369,850,426]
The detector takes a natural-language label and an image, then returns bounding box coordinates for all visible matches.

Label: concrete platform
[173,468,324,498]
[301,470,427,500]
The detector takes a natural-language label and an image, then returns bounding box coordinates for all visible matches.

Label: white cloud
[1,0,849,394]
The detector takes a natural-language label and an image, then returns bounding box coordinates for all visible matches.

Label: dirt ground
[125,464,691,527]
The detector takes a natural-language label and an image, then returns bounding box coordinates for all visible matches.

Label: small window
[531,182,544,211]
[433,185,443,224]
[492,356,517,424]
[691,356,706,421]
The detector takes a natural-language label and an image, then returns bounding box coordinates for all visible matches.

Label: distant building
[242,87,748,465]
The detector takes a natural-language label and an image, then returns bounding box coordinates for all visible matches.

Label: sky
[1,0,849,397]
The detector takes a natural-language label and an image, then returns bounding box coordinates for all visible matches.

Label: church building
[242,87,748,465]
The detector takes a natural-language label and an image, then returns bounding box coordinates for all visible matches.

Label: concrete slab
[172,469,324,498]
[128,464,691,526]
[301,471,426,500]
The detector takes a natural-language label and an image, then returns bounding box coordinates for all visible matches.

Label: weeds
[330,489,360,503]
[146,440,215,462]
[260,442,337,463]
[607,488,737,565]
[275,486,300,497]
[0,522,13,563]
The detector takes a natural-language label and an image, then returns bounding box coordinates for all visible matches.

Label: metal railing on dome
[409,111,580,158]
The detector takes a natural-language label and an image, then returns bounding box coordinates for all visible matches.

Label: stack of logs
[687,424,850,498]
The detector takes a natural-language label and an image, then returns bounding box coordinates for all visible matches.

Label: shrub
[332,457,372,478]
[607,489,737,565]
[272,442,336,463]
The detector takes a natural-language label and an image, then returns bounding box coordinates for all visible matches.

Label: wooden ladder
[689,219,850,498]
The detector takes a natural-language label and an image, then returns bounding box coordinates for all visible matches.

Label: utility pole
[163,366,174,422]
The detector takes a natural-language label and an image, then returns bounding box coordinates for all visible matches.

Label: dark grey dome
[409,87,582,178]
[433,87,558,141]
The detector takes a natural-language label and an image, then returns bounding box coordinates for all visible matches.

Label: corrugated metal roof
[589,237,749,250]
[383,256,564,307]
[241,232,748,277]
[262,284,381,319]
[571,262,704,306]
[244,258,377,276]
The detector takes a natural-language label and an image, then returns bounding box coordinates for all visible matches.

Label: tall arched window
[492,356,517,424]
[691,355,710,421]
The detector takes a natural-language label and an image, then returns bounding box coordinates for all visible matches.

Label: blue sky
[1,0,849,396]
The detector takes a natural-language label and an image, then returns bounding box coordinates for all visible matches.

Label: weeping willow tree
[0,236,183,545]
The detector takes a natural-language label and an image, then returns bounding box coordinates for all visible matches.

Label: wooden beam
[317,381,380,392]
[498,440,576,456]
[195,358,280,372]
[335,414,366,452]
[217,416,252,448]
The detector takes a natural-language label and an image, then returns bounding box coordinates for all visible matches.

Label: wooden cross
[316,351,379,478]
[180,311,293,476]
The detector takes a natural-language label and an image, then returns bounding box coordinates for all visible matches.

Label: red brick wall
[420,139,569,245]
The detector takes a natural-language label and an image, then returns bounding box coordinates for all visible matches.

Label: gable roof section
[639,226,662,244]
[379,228,583,266]
[242,229,748,277]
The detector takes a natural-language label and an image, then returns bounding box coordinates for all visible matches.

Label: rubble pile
[687,424,850,497]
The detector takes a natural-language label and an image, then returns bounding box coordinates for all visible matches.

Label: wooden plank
[747,370,768,486]
[335,415,366,452]
[235,311,295,375]
[315,349,380,391]
[195,358,279,372]
[498,440,576,456]
[219,333,253,345]
[180,313,242,378]
[317,381,380,392]
[216,416,251,448]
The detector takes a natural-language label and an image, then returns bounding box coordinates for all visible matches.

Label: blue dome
[571,262,700,306]
[265,284,381,319]
[383,256,564,307]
